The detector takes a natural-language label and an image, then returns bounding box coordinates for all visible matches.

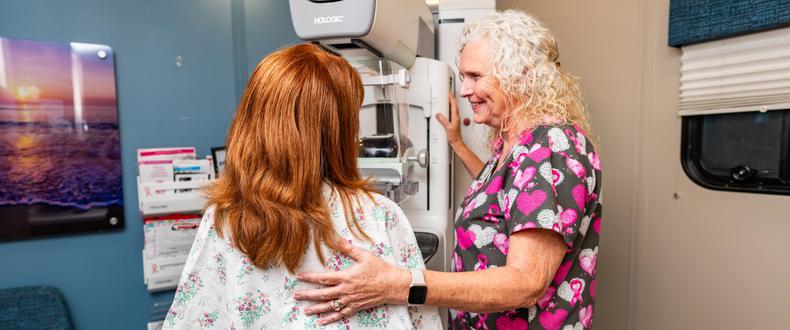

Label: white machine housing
[355,58,426,206]
[399,58,453,272]
[290,0,455,272]
[289,0,434,68]
[436,0,496,219]
[289,0,499,274]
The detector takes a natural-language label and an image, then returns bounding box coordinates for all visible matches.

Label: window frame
[680,111,790,196]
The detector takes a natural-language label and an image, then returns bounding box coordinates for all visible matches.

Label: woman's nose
[459,79,474,97]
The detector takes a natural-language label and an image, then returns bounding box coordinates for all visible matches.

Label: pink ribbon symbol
[463,202,475,219]
[475,313,489,330]
[508,153,527,173]
[552,222,562,232]
[569,278,584,306]
[483,204,501,223]
[475,254,489,271]
[144,187,152,197]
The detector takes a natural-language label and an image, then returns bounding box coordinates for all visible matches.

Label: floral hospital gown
[450,125,602,330]
[164,187,441,329]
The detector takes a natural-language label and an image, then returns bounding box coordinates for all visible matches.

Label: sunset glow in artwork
[0,37,124,240]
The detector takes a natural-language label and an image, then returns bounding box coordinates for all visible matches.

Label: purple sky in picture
[0,37,121,209]
[0,37,117,114]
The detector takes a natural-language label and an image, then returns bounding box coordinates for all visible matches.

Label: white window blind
[679,26,790,116]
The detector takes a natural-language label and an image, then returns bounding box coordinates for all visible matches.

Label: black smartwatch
[407,269,427,305]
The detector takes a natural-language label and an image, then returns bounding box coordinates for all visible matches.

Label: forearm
[451,141,484,178]
[416,267,543,313]
[295,231,565,325]
[388,231,564,313]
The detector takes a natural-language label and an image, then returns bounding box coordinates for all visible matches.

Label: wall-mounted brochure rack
[138,177,212,292]
[136,147,215,292]
[137,178,210,216]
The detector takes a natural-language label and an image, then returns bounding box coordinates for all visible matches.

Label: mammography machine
[288,0,495,272]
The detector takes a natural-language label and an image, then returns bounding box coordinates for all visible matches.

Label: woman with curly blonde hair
[296,10,602,330]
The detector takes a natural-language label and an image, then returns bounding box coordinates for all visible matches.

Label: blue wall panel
[669,0,790,46]
[244,0,300,74]
[0,0,298,328]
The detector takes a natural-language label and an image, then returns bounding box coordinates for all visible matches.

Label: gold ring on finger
[331,298,344,312]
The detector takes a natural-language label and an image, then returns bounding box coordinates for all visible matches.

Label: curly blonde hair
[458,10,596,145]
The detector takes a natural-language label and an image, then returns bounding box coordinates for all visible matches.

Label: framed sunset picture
[0,37,124,241]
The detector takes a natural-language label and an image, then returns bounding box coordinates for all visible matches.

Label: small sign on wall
[0,36,124,241]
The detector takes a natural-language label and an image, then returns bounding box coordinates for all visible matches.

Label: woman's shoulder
[203,205,217,219]
[372,192,409,217]
[353,192,408,226]
[197,205,227,242]
[328,188,399,211]
[368,192,399,209]
[323,188,405,224]
[200,205,218,228]
[518,124,593,155]
[352,192,403,217]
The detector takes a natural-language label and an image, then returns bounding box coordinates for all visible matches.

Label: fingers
[438,92,464,147]
[448,92,460,120]
[317,307,356,326]
[345,244,373,262]
[437,92,460,130]
[295,271,344,286]
[335,237,354,255]
[333,237,372,262]
[436,113,450,129]
[294,285,344,302]
[303,300,336,316]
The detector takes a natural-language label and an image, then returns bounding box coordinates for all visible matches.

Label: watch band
[410,268,426,286]
[408,268,427,305]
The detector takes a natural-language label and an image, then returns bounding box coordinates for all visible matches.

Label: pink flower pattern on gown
[163,188,442,329]
[450,125,602,330]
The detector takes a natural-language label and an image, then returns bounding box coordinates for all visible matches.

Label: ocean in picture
[0,106,122,210]
[0,37,122,213]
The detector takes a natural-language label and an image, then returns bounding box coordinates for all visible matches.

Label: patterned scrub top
[449,125,602,330]
[164,187,441,330]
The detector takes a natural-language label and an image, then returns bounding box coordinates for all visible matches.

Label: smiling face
[458,38,507,128]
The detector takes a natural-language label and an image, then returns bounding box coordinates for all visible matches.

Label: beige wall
[498,0,643,328]
[499,0,790,329]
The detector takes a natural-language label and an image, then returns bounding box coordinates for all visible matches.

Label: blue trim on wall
[669,0,790,47]
[231,0,248,103]
[242,0,300,73]
[0,1,298,329]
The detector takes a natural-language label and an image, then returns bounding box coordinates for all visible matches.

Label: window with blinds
[680,26,790,195]
[679,26,790,117]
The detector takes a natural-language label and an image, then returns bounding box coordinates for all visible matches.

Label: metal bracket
[362,68,410,88]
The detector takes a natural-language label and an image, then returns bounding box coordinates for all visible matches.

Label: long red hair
[207,43,373,272]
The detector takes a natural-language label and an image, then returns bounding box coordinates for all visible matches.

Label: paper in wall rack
[137,178,210,216]
[136,147,214,292]
[137,147,214,217]
[142,214,201,292]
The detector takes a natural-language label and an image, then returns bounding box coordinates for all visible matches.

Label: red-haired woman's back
[163,44,441,329]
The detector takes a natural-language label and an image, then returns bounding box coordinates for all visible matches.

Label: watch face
[408,285,428,305]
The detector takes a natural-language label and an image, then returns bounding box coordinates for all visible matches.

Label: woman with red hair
[164,43,440,329]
